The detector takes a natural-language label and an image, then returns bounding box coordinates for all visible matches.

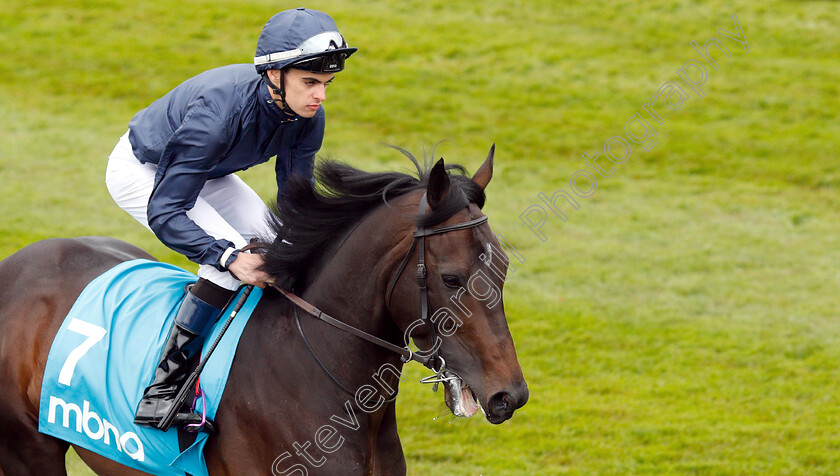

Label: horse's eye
[441,275,462,289]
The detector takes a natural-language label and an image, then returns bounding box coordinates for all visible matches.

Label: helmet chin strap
[262,71,298,117]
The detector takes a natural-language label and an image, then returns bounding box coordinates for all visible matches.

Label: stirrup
[172,412,217,434]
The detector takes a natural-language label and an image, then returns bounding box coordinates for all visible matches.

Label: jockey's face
[267,68,335,118]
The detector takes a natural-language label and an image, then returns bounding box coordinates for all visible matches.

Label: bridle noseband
[275,192,488,399]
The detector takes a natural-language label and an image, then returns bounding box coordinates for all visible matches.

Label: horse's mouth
[441,371,481,418]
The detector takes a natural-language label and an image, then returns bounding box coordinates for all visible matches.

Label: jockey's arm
[146,108,239,271]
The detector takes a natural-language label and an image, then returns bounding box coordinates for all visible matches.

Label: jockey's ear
[471,143,494,191]
[426,158,450,210]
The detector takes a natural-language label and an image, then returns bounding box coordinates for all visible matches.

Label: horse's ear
[427,158,450,210]
[472,143,495,190]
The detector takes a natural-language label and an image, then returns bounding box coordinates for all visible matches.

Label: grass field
[2,0,840,474]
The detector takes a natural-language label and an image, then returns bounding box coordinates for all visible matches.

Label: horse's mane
[261,147,486,291]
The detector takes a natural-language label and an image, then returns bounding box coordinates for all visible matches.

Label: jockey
[105,8,356,430]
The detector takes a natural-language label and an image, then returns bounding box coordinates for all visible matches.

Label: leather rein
[269,193,488,399]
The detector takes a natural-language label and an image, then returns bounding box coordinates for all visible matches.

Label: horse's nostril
[500,394,511,411]
[487,381,528,422]
[489,392,512,415]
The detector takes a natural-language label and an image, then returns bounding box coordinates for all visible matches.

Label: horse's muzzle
[485,380,529,424]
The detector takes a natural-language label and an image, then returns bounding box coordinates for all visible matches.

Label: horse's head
[262,144,528,424]
[388,146,528,424]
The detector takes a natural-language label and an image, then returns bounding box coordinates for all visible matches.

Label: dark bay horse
[0,147,528,475]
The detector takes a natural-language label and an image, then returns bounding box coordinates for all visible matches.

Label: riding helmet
[254,8,357,74]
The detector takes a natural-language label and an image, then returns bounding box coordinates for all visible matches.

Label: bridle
[274,192,488,400]
[385,193,487,371]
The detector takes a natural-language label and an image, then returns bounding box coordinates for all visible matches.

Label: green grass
[3,0,840,474]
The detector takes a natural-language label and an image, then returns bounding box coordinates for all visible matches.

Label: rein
[274,286,432,367]
[271,193,488,397]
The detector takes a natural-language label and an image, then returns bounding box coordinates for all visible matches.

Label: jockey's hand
[228,252,271,289]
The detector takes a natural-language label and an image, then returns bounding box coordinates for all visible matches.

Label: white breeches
[105,131,274,290]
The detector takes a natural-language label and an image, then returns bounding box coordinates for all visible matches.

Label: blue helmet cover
[254,8,357,72]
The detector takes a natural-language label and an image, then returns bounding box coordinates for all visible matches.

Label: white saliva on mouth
[443,371,480,418]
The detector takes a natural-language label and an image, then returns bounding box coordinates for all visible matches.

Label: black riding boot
[133,279,231,429]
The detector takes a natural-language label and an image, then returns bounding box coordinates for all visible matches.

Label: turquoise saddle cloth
[38,259,262,475]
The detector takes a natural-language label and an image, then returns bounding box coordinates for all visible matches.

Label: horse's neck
[292,200,413,388]
[218,202,414,469]
[303,201,413,343]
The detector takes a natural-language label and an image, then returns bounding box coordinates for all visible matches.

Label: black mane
[261,149,486,291]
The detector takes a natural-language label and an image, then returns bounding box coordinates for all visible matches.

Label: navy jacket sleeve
[146,105,236,269]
